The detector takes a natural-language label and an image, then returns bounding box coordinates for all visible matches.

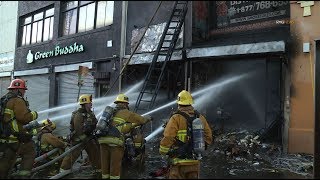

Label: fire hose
[16,148,60,168]
[31,137,92,173]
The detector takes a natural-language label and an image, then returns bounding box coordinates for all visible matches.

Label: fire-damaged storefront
[123,1,290,143]
[14,1,121,134]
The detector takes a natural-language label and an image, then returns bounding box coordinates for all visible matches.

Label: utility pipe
[119,1,128,93]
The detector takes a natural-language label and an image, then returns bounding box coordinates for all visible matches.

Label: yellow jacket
[98,104,149,146]
[70,107,97,142]
[40,132,66,151]
[1,92,37,142]
[159,106,213,165]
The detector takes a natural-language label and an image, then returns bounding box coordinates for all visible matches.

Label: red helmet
[8,79,28,90]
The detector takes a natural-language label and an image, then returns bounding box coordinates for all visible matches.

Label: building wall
[289,1,320,154]
[0,1,17,73]
[15,1,122,71]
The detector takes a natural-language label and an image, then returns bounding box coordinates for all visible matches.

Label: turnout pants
[100,144,124,179]
[0,142,19,179]
[16,141,36,177]
[60,139,101,170]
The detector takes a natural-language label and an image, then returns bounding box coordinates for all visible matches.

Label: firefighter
[0,79,38,179]
[97,93,152,179]
[159,90,213,179]
[60,94,101,174]
[36,119,67,175]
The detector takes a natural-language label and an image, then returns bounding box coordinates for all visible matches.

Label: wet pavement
[33,129,313,179]
[122,129,313,179]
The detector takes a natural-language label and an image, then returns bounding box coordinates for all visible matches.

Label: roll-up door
[55,71,94,136]
[58,71,95,105]
[0,77,11,96]
[23,74,50,122]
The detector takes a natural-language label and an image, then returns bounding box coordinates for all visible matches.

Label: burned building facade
[12,1,319,154]
[122,0,290,150]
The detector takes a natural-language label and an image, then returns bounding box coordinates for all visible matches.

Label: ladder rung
[147,83,157,87]
[140,99,152,102]
[153,67,162,71]
[158,53,167,56]
[168,27,177,29]
[143,91,154,94]
[171,20,180,23]
[160,47,170,51]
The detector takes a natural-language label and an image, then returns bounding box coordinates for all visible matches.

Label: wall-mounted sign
[192,1,290,43]
[26,42,85,63]
[0,52,14,72]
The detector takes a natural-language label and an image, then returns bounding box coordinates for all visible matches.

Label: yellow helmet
[177,90,193,105]
[79,94,92,105]
[41,119,56,130]
[114,93,129,104]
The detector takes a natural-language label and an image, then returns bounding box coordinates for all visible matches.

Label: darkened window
[61,1,114,36]
[20,7,54,46]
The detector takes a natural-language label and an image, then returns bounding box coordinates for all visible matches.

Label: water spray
[144,72,252,142]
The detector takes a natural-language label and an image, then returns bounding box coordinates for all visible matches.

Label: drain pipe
[119,1,128,93]
[31,138,90,173]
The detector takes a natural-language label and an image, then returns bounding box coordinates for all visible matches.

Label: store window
[61,1,114,36]
[20,7,54,46]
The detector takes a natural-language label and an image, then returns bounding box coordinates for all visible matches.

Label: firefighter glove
[31,111,38,120]
[143,115,153,122]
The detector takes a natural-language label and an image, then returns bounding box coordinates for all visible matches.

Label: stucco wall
[289,1,320,154]
[0,1,18,53]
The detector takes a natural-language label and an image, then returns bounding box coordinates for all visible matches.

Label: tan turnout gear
[37,128,67,175]
[60,107,101,172]
[0,79,38,179]
[98,98,150,179]
[159,90,213,179]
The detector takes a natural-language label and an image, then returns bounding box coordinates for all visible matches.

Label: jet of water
[96,81,143,118]
[144,71,252,142]
[143,72,248,116]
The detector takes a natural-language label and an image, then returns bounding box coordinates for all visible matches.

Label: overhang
[14,68,49,76]
[125,41,285,65]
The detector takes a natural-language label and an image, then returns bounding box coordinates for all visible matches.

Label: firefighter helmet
[114,93,129,104]
[177,90,194,105]
[8,79,28,90]
[79,94,92,105]
[41,119,56,130]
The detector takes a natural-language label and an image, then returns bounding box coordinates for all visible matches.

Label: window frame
[60,1,113,37]
[20,5,54,47]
